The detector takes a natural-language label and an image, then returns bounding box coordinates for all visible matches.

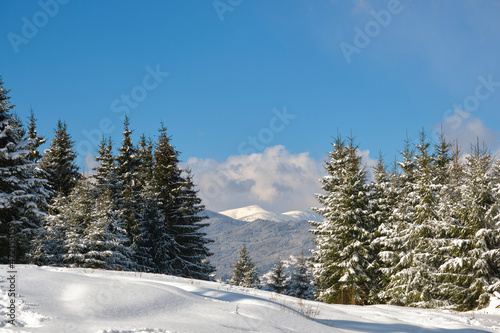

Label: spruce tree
[310,134,376,304]
[55,181,93,267]
[132,134,158,272]
[267,259,287,293]
[0,78,48,263]
[30,193,68,266]
[153,123,186,274]
[175,169,215,280]
[26,107,45,162]
[285,253,315,300]
[116,116,141,236]
[94,137,120,196]
[39,120,80,199]
[447,141,500,308]
[230,245,259,287]
[83,189,135,270]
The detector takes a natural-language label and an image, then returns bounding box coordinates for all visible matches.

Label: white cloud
[435,110,500,154]
[185,145,324,213]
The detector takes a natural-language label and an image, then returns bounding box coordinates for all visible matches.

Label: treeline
[0,77,214,280]
[311,132,500,310]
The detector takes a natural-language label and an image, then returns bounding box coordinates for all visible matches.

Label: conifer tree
[267,259,287,293]
[39,120,80,199]
[311,134,376,304]
[230,245,259,287]
[94,137,120,196]
[388,130,443,307]
[0,78,48,263]
[285,253,315,300]
[26,107,45,162]
[30,193,68,266]
[175,169,215,280]
[153,123,186,274]
[60,181,93,267]
[116,116,141,236]
[446,141,500,308]
[83,189,135,270]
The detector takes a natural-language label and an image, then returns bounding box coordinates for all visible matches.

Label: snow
[219,205,322,223]
[1,265,499,333]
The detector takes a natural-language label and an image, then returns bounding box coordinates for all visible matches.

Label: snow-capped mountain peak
[218,205,323,222]
[219,205,286,222]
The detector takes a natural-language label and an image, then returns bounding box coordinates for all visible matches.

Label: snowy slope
[281,210,323,222]
[1,265,499,333]
[219,205,322,223]
[219,205,287,222]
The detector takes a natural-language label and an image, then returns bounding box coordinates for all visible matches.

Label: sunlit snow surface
[1,265,499,333]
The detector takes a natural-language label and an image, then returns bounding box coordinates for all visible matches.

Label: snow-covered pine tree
[62,181,94,267]
[82,188,135,270]
[26,108,45,162]
[379,134,422,305]
[400,130,444,307]
[116,116,141,237]
[310,134,376,304]
[432,135,473,309]
[267,259,287,293]
[39,119,80,199]
[174,169,215,280]
[447,141,500,309]
[132,134,158,272]
[284,253,315,300]
[369,152,396,300]
[230,245,259,287]
[94,137,120,196]
[30,193,68,266]
[153,123,186,275]
[0,78,48,263]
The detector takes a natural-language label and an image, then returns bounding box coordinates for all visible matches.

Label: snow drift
[1,265,499,333]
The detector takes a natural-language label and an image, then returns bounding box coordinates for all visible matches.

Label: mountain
[219,205,287,222]
[219,205,323,222]
[202,209,315,281]
[282,210,323,222]
[4,265,500,332]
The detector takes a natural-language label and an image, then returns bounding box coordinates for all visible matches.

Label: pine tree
[39,120,80,199]
[83,189,135,270]
[370,152,396,298]
[152,123,186,274]
[0,78,48,263]
[116,116,141,236]
[445,141,500,309]
[174,169,215,280]
[30,193,68,266]
[285,253,315,300]
[26,107,45,162]
[132,134,158,272]
[94,137,120,196]
[267,259,287,293]
[310,134,376,304]
[230,245,259,287]
[62,181,94,267]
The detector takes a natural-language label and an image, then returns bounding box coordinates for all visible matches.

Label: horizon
[2,0,499,213]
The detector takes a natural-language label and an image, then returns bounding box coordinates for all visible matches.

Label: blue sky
[1,0,500,212]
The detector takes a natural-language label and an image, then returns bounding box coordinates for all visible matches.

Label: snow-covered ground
[1,265,499,333]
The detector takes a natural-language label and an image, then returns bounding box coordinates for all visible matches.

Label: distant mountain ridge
[219,205,323,223]
[201,205,320,281]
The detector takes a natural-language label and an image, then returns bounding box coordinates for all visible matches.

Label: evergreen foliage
[0,78,48,263]
[284,253,315,300]
[267,259,287,293]
[230,245,259,287]
[311,134,377,304]
[39,119,80,199]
